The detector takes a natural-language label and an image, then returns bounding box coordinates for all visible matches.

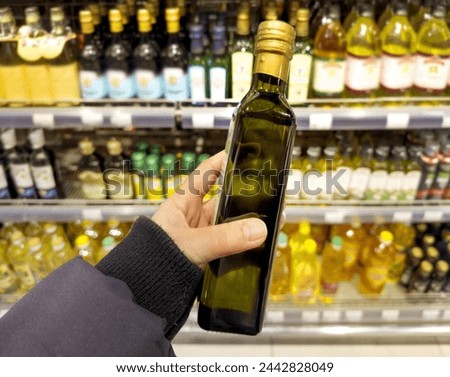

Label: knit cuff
[96,216,203,340]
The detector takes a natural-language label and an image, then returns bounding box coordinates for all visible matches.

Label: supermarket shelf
[0,199,448,223]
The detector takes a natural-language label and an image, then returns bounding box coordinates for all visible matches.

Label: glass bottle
[386,146,406,201]
[411,0,433,32]
[79,10,107,100]
[105,9,135,99]
[144,154,164,202]
[425,246,440,265]
[402,146,422,200]
[96,236,117,263]
[198,21,297,335]
[106,218,127,243]
[74,234,97,265]
[104,138,134,200]
[416,142,440,199]
[27,237,52,280]
[312,4,347,99]
[209,24,229,103]
[50,235,73,269]
[77,139,106,200]
[288,8,313,104]
[301,146,322,200]
[161,7,189,100]
[131,151,146,199]
[400,246,424,286]
[133,8,163,100]
[161,153,177,199]
[348,145,373,200]
[7,230,37,292]
[365,146,389,201]
[407,260,433,293]
[188,24,207,103]
[87,3,104,52]
[427,260,449,292]
[0,7,29,106]
[429,142,450,199]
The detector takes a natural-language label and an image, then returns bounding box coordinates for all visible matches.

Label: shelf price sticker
[81,209,103,222]
[443,310,450,320]
[192,113,214,129]
[309,113,333,130]
[344,310,363,322]
[422,309,441,321]
[325,211,345,223]
[423,211,444,223]
[266,311,285,323]
[386,113,410,129]
[381,309,400,322]
[111,111,132,127]
[393,212,413,223]
[442,115,450,128]
[32,113,55,129]
[321,310,341,322]
[301,311,320,323]
[81,110,104,127]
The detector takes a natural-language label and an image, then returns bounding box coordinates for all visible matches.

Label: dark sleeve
[0,217,203,356]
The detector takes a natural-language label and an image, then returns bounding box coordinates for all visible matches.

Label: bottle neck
[296,21,309,37]
[111,30,123,43]
[167,31,180,44]
[251,72,287,96]
[0,21,15,37]
[51,20,66,36]
[139,31,150,43]
[252,50,290,88]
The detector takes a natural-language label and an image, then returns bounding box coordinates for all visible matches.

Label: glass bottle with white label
[365,146,389,201]
[47,7,80,106]
[379,2,416,100]
[416,142,440,199]
[413,4,450,99]
[403,146,422,200]
[429,141,450,199]
[386,146,407,201]
[79,10,107,100]
[349,144,373,200]
[29,129,59,199]
[144,154,164,202]
[161,7,189,100]
[133,8,162,100]
[288,8,313,104]
[209,24,229,103]
[105,9,135,99]
[335,143,354,200]
[345,2,382,100]
[301,146,322,200]
[104,138,134,200]
[231,8,254,100]
[161,153,177,199]
[0,129,37,199]
[312,4,347,99]
[188,24,207,103]
[78,139,106,200]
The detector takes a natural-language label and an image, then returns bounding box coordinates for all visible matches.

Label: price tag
[442,115,450,128]
[32,113,55,128]
[345,310,363,322]
[309,113,333,130]
[386,113,410,129]
[81,209,103,221]
[0,309,7,319]
[192,113,214,129]
[322,310,341,322]
[302,311,320,323]
[393,212,413,223]
[325,212,345,223]
[81,111,104,127]
[382,309,400,321]
[111,111,132,127]
[423,211,443,223]
[422,309,441,321]
[443,310,450,320]
[266,311,285,323]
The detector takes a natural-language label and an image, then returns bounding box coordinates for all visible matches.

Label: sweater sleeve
[96,216,203,340]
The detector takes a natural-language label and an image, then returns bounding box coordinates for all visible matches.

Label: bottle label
[79,171,107,199]
[381,54,415,90]
[10,162,36,198]
[416,163,439,199]
[231,51,254,99]
[0,264,15,290]
[163,67,189,100]
[104,171,134,199]
[414,54,450,91]
[146,177,164,201]
[79,70,107,99]
[17,30,77,61]
[321,281,338,294]
[209,67,227,101]
[348,167,371,199]
[345,55,381,91]
[336,166,353,198]
[288,54,313,102]
[106,69,135,99]
[0,64,30,101]
[188,65,206,101]
[312,57,346,95]
[14,263,36,288]
[31,165,58,199]
[49,62,80,102]
[402,170,421,200]
[286,169,302,199]
[134,69,163,99]
[366,266,388,290]
[365,170,388,200]
[41,35,76,60]
[0,165,11,199]
[385,171,405,200]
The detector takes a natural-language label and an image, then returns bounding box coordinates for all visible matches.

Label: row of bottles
[270,220,450,304]
[0,219,131,294]
[77,137,211,200]
[287,131,450,201]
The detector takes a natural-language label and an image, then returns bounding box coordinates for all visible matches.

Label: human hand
[152,151,268,268]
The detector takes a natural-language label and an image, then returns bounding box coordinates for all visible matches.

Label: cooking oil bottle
[338,217,366,280]
[289,220,312,252]
[105,218,127,243]
[74,234,97,265]
[0,242,19,294]
[24,221,42,238]
[290,238,320,304]
[27,237,52,280]
[269,232,291,302]
[359,230,396,296]
[348,145,373,200]
[411,0,433,32]
[81,220,104,248]
[50,235,73,269]
[7,230,37,292]
[320,235,344,303]
[96,236,117,263]
[42,221,68,246]
[301,146,322,200]
[365,147,389,201]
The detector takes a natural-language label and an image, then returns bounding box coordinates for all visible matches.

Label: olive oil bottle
[78,139,106,200]
[411,0,433,32]
[198,21,297,335]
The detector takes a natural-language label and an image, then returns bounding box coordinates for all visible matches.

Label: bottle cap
[87,4,101,25]
[50,6,65,22]
[304,238,317,254]
[102,236,116,248]
[75,235,90,248]
[107,218,120,228]
[331,235,343,249]
[307,146,321,158]
[79,139,95,155]
[328,4,341,20]
[277,231,288,248]
[0,7,13,23]
[0,129,17,150]
[431,3,446,18]
[375,146,389,159]
[436,260,449,274]
[28,129,45,149]
[236,10,250,35]
[410,246,424,260]
[426,246,439,260]
[131,151,146,168]
[136,141,150,153]
[109,9,124,33]
[79,10,94,34]
[423,234,436,246]
[43,223,57,235]
[292,146,302,158]
[144,154,160,175]
[137,8,152,32]
[117,1,130,24]
[51,235,65,251]
[81,220,94,229]
[212,24,226,56]
[181,152,196,173]
[165,7,180,33]
[393,2,408,16]
[196,153,210,167]
[419,260,433,274]
[106,139,123,156]
[150,144,161,156]
[265,4,278,21]
[380,230,394,244]
[359,1,375,17]
[296,8,309,23]
[25,7,41,24]
[127,0,137,16]
[298,220,311,236]
[28,237,42,252]
[255,20,296,60]
[11,230,25,245]
[324,146,337,158]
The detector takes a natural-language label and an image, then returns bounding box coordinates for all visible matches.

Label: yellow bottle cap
[436,260,449,274]
[298,220,311,236]
[11,230,25,244]
[107,218,120,228]
[79,11,95,36]
[50,6,65,22]
[137,8,152,33]
[420,260,433,274]
[109,9,124,33]
[44,223,57,235]
[75,235,90,248]
[51,235,65,248]
[426,246,439,260]
[79,139,95,155]
[255,20,296,60]
[411,246,424,259]
[165,7,180,34]
[87,4,101,25]
[81,220,94,228]
[106,139,123,156]
[303,239,317,254]
[28,237,42,252]
[380,230,394,244]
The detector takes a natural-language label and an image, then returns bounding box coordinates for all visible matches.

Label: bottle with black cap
[429,141,450,199]
[400,246,424,287]
[209,24,229,103]
[427,260,449,293]
[407,259,433,293]
[416,142,440,199]
[365,146,389,201]
[188,23,207,103]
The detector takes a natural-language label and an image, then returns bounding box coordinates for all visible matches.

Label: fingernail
[243,219,267,242]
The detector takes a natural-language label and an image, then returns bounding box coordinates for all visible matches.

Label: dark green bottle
[209,24,230,103]
[198,21,297,336]
[161,153,177,198]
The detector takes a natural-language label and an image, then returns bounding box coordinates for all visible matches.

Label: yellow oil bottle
[74,234,97,265]
[269,232,291,302]
[7,231,37,292]
[320,235,344,303]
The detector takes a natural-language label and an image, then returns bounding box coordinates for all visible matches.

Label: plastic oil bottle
[74,234,97,265]
[0,241,19,294]
[106,218,127,243]
[96,236,117,263]
[50,235,73,269]
[7,230,37,292]
[27,237,52,280]
[320,235,344,303]
[269,232,291,302]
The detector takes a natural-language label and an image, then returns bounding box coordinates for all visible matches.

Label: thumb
[185,218,268,265]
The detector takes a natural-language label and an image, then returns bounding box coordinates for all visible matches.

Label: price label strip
[301,311,320,323]
[111,111,132,127]
[321,310,341,322]
[381,309,400,322]
[345,310,363,322]
[325,211,345,224]
[32,113,55,129]
[386,113,410,129]
[81,209,103,222]
[393,212,413,223]
[423,211,444,223]
[81,110,104,127]
[309,113,333,130]
[266,311,285,323]
[192,113,214,129]
[422,309,441,321]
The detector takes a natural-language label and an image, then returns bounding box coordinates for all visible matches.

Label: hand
[152,151,268,267]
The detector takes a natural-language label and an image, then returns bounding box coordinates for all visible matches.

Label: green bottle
[161,153,177,198]
[188,24,207,102]
[177,152,196,191]
[144,154,164,202]
[198,21,296,335]
[135,141,150,154]
[209,24,230,102]
[387,146,407,201]
[131,151,146,200]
